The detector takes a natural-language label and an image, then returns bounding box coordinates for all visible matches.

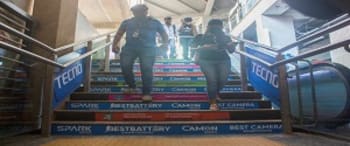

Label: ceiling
[78,0,236,31]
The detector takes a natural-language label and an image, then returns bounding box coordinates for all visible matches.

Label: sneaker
[209,103,219,111]
[216,95,223,101]
[142,95,153,102]
[122,88,137,94]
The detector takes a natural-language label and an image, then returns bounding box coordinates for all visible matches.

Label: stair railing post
[239,42,248,91]
[104,35,111,72]
[83,41,93,92]
[41,53,56,137]
[276,53,293,134]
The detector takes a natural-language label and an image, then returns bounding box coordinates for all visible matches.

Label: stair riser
[89,87,241,93]
[90,81,241,87]
[74,94,209,101]
[93,65,200,69]
[91,76,237,82]
[51,122,282,135]
[93,68,203,73]
[70,93,262,101]
[93,62,195,66]
[55,111,281,121]
[0,103,32,112]
[66,101,271,111]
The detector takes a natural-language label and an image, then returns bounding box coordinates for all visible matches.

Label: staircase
[0,65,34,137]
[51,59,282,135]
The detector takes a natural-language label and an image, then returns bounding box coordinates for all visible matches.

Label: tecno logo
[55,63,83,89]
[251,62,278,88]
[56,125,92,134]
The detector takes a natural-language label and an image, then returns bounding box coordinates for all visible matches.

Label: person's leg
[139,54,156,101]
[199,60,219,110]
[181,38,189,60]
[188,38,195,58]
[216,60,231,98]
[169,39,176,58]
[120,52,138,90]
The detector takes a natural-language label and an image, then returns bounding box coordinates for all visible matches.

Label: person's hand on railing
[226,41,238,53]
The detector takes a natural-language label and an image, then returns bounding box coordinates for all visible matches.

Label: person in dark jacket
[192,19,236,111]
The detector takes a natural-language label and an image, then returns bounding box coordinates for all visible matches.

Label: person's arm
[224,36,237,53]
[157,21,169,49]
[112,21,127,54]
[192,24,198,36]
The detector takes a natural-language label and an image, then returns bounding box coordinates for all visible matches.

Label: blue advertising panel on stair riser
[245,47,280,106]
[52,122,282,135]
[53,48,86,109]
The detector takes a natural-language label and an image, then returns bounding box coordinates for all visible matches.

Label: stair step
[0,102,32,112]
[91,75,238,82]
[51,120,282,135]
[70,92,262,101]
[93,64,201,69]
[0,112,33,121]
[54,109,281,121]
[65,100,271,111]
[92,72,223,76]
[89,86,241,93]
[92,68,203,73]
[90,80,242,86]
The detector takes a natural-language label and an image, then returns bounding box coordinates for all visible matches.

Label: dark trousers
[180,37,194,59]
[199,60,231,99]
[120,51,155,95]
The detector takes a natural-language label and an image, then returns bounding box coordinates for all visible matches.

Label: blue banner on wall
[245,46,280,106]
[53,48,86,109]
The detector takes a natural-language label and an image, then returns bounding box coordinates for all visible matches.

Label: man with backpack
[163,16,177,59]
[178,17,197,60]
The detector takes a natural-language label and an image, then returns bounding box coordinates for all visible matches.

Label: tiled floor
[1,133,350,146]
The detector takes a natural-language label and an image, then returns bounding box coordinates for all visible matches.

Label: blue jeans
[169,39,176,58]
[120,50,155,95]
[199,60,231,100]
[180,37,194,59]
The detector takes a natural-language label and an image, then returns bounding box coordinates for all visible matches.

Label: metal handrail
[232,36,279,53]
[0,13,29,31]
[62,42,112,68]
[55,31,116,53]
[0,22,56,53]
[238,39,350,68]
[0,35,26,47]
[0,66,25,72]
[0,40,113,69]
[235,49,272,66]
[0,20,116,70]
[279,14,350,53]
[0,0,33,22]
[0,22,116,54]
[232,14,350,69]
[0,41,64,67]
[0,55,31,67]
[270,39,350,68]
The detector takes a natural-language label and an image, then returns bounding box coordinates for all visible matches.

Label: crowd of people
[112,4,236,110]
